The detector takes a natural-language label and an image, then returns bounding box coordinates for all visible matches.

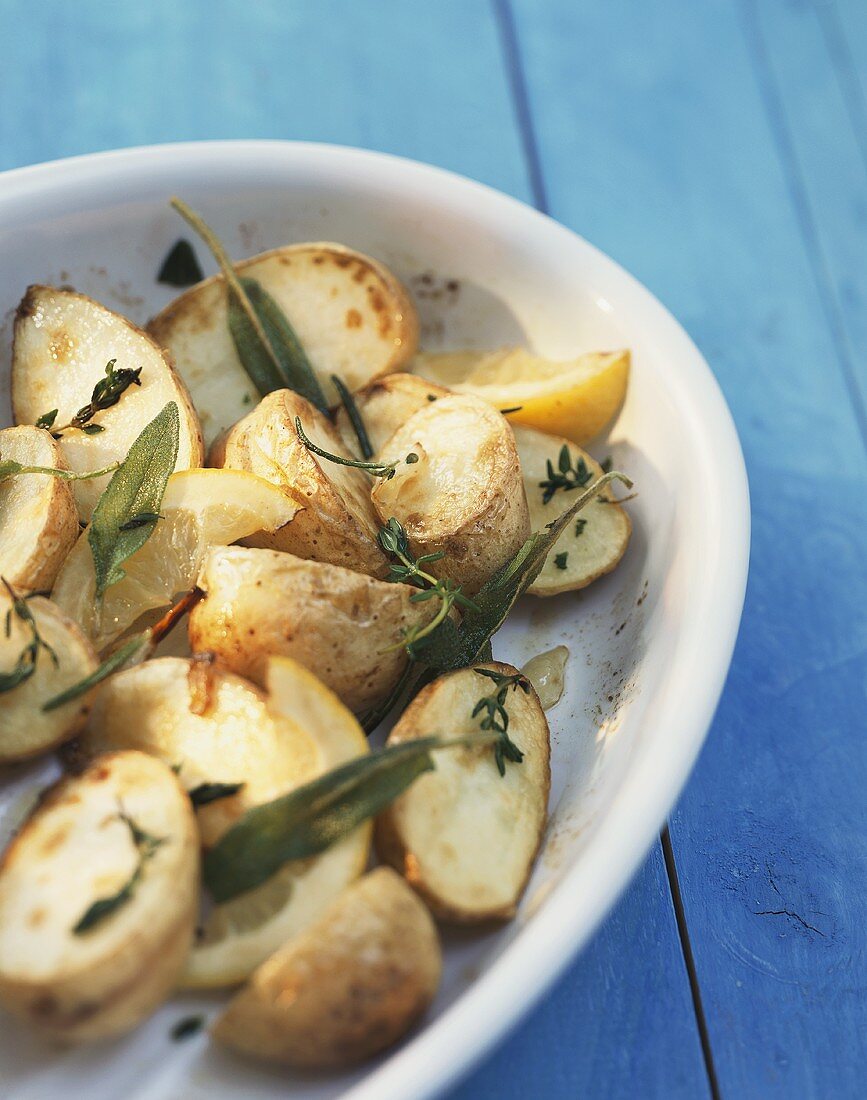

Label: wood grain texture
[0,1,709,1098]
[509,0,867,1095]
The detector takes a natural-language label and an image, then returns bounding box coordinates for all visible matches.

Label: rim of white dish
[0,140,750,1100]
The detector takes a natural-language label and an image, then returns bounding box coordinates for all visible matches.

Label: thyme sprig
[472,668,528,776]
[37,360,142,437]
[539,444,593,504]
[378,517,479,655]
[0,578,58,694]
[0,459,121,484]
[296,418,417,480]
[73,810,166,934]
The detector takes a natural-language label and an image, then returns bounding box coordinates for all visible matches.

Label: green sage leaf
[331,373,374,459]
[157,239,204,287]
[88,403,179,599]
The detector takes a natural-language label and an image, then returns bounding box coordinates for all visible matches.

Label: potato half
[189,546,435,714]
[211,389,388,578]
[371,394,530,594]
[512,425,631,596]
[0,594,98,763]
[148,243,419,447]
[12,286,203,519]
[78,656,371,988]
[212,867,441,1068]
[376,662,550,922]
[335,372,450,458]
[0,750,198,1042]
[0,426,79,592]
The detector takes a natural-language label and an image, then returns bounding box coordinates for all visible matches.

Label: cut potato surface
[212,867,440,1068]
[376,662,550,922]
[51,467,299,652]
[513,425,631,596]
[189,546,436,714]
[0,595,98,763]
[12,286,203,519]
[412,347,629,445]
[372,393,530,594]
[335,372,449,458]
[148,243,419,447]
[0,426,80,593]
[187,656,371,988]
[212,389,388,578]
[0,751,198,1042]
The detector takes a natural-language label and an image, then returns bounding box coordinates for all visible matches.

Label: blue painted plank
[509,0,867,1096]
[0,2,709,1099]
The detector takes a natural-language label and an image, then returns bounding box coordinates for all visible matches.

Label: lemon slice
[183,656,371,989]
[412,347,629,445]
[51,468,300,652]
[513,425,631,596]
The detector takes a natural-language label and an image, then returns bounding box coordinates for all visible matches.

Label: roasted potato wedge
[212,867,440,1068]
[149,243,419,447]
[0,594,98,763]
[189,546,436,714]
[371,394,530,594]
[211,389,388,578]
[78,656,371,988]
[513,425,631,596]
[0,426,79,592]
[376,662,550,922]
[335,372,449,458]
[0,751,198,1042]
[12,286,203,519]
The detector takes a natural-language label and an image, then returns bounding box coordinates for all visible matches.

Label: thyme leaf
[472,668,529,776]
[0,579,58,694]
[170,1015,206,1041]
[554,551,569,570]
[538,444,593,505]
[189,781,245,807]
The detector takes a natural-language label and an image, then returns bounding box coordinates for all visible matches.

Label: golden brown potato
[211,868,441,1068]
[189,546,436,714]
[371,394,530,594]
[12,286,203,520]
[148,243,419,447]
[334,372,450,458]
[0,751,198,1043]
[376,662,550,922]
[0,426,80,592]
[512,425,631,596]
[78,655,372,989]
[0,594,98,764]
[211,388,389,578]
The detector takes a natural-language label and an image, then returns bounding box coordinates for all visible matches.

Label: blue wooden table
[1,2,865,1096]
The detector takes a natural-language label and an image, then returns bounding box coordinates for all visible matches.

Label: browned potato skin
[0,752,199,1043]
[0,426,79,592]
[376,662,551,923]
[335,372,450,457]
[372,395,530,595]
[211,868,441,1068]
[210,389,389,579]
[188,547,435,714]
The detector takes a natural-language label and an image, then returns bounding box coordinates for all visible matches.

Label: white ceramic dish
[0,141,749,1100]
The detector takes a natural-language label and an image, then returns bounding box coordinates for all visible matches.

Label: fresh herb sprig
[204,727,509,902]
[539,444,593,505]
[88,402,179,599]
[73,810,166,934]
[472,668,529,776]
[331,374,374,460]
[296,418,417,481]
[0,579,58,694]
[0,459,121,484]
[378,517,479,655]
[37,360,142,438]
[170,198,329,413]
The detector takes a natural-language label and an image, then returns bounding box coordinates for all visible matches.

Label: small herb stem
[331,374,374,460]
[295,417,407,479]
[0,461,121,484]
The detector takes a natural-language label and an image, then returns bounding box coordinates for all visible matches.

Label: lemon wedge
[183,656,371,989]
[52,468,300,652]
[412,347,629,444]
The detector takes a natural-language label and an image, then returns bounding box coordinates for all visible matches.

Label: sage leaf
[157,239,204,287]
[88,403,179,599]
[42,632,149,712]
[332,373,374,459]
[204,739,442,902]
